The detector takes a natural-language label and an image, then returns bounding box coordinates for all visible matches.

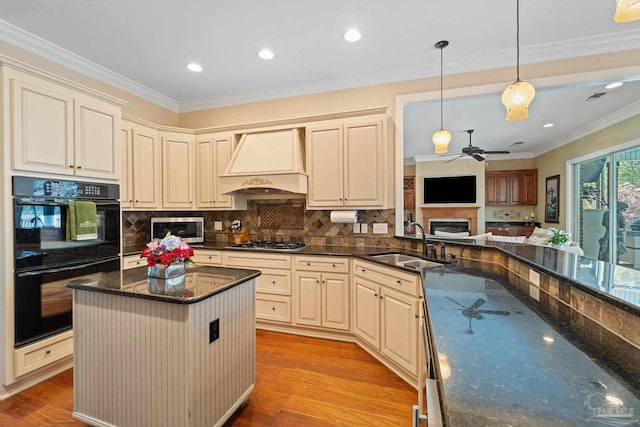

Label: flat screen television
[423,175,476,204]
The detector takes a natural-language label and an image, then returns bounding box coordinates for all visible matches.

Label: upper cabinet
[306,115,387,209]
[5,62,123,179]
[162,130,195,209]
[486,169,537,205]
[122,119,161,209]
[195,133,245,210]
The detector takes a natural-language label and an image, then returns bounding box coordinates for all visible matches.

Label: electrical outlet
[361,223,368,233]
[214,221,222,231]
[372,223,388,234]
[353,223,361,233]
[209,318,220,343]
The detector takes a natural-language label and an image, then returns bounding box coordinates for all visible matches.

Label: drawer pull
[45,350,51,355]
[361,269,366,273]
[272,281,276,285]
[396,280,401,284]
[307,262,311,266]
[332,264,336,268]
[272,307,276,311]
[374,293,378,297]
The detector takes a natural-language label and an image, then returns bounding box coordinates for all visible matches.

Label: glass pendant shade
[615,0,640,22]
[432,129,451,154]
[502,80,536,121]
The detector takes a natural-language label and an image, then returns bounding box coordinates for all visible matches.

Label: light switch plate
[353,223,361,233]
[361,223,368,233]
[372,223,388,234]
[214,221,223,231]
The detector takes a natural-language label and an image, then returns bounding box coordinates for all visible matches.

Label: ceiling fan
[444,129,510,163]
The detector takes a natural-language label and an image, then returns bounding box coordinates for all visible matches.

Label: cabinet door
[212,135,234,207]
[322,273,349,331]
[132,124,161,208]
[486,174,498,205]
[162,132,194,209]
[120,126,133,208]
[344,120,384,207]
[495,175,510,204]
[12,78,74,175]
[294,272,322,327]
[307,125,344,207]
[381,288,419,375]
[74,99,120,179]
[509,174,522,205]
[404,190,415,209]
[194,137,215,208]
[353,277,381,349]
[522,170,538,205]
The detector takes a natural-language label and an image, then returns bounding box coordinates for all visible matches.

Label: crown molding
[411,152,534,164]
[533,99,640,157]
[0,19,179,112]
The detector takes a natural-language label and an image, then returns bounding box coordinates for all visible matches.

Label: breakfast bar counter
[66,265,260,427]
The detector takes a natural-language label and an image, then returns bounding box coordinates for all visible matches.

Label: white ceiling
[1,0,640,158]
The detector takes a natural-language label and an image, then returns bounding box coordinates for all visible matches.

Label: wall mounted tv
[423,175,476,204]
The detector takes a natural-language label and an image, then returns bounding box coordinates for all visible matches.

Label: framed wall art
[545,175,560,223]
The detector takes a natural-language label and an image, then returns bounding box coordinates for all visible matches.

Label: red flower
[146,254,158,266]
[140,248,151,258]
[159,252,174,265]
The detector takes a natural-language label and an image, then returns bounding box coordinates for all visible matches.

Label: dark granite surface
[420,261,640,426]
[65,265,261,304]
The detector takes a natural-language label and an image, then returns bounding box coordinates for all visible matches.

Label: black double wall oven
[13,176,121,348]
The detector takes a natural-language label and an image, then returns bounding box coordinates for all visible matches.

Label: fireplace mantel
[421,206,481,235]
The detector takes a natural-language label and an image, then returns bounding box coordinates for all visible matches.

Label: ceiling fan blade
[445,155,466,163]
[438,153,461,157]
[483,150,511,154]
[471,153,485,161]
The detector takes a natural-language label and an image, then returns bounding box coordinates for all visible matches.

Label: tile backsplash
[122,199,396,253]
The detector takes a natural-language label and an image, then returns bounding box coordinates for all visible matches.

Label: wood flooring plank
[0,331,417,427]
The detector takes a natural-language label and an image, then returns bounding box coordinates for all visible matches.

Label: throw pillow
[434,230,470,237]
[487,235,526,243]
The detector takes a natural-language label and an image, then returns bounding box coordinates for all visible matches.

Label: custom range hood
[218,128,308,195]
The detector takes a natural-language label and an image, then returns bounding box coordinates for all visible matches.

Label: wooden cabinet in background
[486,169,537,205]
[404,176,415,209]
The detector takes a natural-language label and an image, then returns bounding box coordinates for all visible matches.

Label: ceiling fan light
[432,129,451,154]
[615,0,640,22]
[502,80,536,121]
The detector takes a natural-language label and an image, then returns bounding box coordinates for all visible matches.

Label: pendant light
[433,40,451,154]
[615,0,640,22]
[501,0,535,121]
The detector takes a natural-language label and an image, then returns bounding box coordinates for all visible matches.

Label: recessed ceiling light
[186,62,203,72]
[605,81,624,89]
[258,49,274,60]
[543,335,554,344]
[542,123,554,128]
[344,29,362,42]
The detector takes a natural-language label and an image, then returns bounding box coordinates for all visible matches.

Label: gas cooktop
[228,240,306,251]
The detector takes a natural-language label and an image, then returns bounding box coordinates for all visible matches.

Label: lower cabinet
[14,330,73,378]
[353,260,420,377]
[294,271,349,331]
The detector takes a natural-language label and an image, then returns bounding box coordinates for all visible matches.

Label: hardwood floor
[0,330,417,426]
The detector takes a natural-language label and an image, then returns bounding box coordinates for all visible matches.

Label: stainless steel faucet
[440,242,446,260]
[408,221,428,258]
[425,244,437,259]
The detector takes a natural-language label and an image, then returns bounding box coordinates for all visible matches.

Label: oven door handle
[16,257,119,277]
[14,198,118,207]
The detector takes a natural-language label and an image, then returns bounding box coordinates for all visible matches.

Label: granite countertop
[65,265,261,304]
[421,261,640,426]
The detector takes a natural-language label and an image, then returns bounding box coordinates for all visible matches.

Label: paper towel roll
[330,210,358,224]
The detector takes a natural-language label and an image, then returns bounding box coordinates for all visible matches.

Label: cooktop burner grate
[229,240,306,251]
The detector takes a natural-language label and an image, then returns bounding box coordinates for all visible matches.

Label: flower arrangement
[549,228,571,245]
[140,233,194,267]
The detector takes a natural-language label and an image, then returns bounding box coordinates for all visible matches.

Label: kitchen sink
[370,253,443,270]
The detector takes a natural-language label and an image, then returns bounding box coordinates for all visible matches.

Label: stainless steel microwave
[150,217,204,244]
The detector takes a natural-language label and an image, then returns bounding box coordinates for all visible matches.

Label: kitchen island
[66,265,260,427]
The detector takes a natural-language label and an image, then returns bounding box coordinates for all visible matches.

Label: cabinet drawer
[191,250,223,266]
[223,251,291,269]
[256,294,291,323]
[255,269,291,295]
[15,331,73,377]
[122,255,146,270]
[295,256,349,273]
[353,260,421,297]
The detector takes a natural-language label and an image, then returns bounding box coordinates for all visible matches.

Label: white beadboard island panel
[70,268,257,427]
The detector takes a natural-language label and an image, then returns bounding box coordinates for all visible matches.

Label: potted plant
[549,228,571,247]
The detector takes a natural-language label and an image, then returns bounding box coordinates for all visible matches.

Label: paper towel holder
[329,210,359,224]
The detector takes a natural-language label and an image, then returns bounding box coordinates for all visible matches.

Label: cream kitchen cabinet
[306,116,386,209]
[294,256,350,331]
[8,67,122,179]
[223,251,292,324]
[194,133,245,210]
[190,250,223,266]
[122,119,161,209]
[353,260,420,377]
[162,130,195,209]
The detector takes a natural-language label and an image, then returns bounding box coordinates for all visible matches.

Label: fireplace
[429,220,470,234]
[421,206,481,235]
